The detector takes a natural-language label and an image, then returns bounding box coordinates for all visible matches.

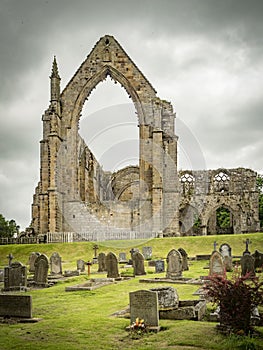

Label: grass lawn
[0,233,263,350]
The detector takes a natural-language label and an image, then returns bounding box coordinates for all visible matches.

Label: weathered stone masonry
[31,35,259,238]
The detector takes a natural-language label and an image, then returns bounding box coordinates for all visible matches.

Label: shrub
[204,273,263,335]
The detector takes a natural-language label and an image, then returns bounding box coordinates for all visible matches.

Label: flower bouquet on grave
[130,317,147,337]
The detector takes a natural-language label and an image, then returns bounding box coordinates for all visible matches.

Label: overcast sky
[1,0,263,230]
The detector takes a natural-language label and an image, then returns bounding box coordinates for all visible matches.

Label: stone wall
[30,35,259,238]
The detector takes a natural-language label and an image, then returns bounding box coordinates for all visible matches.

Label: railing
[0,231,157,245]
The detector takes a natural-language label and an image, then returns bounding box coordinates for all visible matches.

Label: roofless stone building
[31,35,259,241]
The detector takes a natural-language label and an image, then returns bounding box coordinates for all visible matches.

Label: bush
[204,274,263,335]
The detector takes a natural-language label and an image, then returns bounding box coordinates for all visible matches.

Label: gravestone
[166,249,183,279]
[252,250,263,270]
[209,251,225,276]
[0,269,4,282]
[132,251,146,276]
[77,259,85,272]
[219,243,233,271]
[155,260,165,273]
[119,252,127,263]
[0,295,32,318]
[106,252,119,278]
[4,261,27,291]
[92,244,99,264]
[150,286,179,309]
[28,252,40,273]
[142,246,152,260]
[241,254,255,277]
[34,254,49,286]
[50,252,62,275]
[97,252,106,272]
[178,247,189,271]
[243,238,252,255]
[129,289,159,328]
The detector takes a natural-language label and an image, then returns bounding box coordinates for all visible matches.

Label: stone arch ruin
[31,35,259,239]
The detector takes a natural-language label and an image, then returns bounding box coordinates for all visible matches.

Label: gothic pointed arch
[31,35,179,238]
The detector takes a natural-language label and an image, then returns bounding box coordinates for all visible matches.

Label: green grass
[0,233,263,350]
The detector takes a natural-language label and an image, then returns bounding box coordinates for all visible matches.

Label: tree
[256,175,263,228]
[0,214,19,238]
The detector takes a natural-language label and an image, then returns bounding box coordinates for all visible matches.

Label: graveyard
[0,233,263,350]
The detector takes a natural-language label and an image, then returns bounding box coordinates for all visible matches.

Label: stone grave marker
[178,247,189,271]
[0,269,4,282]
[0,295,32,318]
[50,252,62,275]
[252,250,263,270]
[155,260,165,273]
[129,289,159,329]
[166,249,183,279]
[243,238,252,255]
[219,243,233,271]
[34,254,49,286]
[241,254,255,277]
[98,252,106,272]
[209,251,225,276]
[150,286,179,309]
[106,252,119,278]
[92,244,99,264]
[119,252,127,263]
[142,246,152,260]
[132,251,146,276]
[77,259,85,272]
[28,252,41,273]
[4,261,27,291]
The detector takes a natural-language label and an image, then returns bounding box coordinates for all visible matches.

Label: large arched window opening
[207,206,234,235]
[79,76,139,172]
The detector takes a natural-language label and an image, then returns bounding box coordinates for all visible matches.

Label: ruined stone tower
[31,35,179,239]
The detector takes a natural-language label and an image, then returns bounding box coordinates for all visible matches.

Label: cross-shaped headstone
[93,245,99,258]
[213,241,218,252]
[243,238,252,255]
[7,253,14,266]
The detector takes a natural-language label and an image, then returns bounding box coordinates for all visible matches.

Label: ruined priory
[30,35,259,240]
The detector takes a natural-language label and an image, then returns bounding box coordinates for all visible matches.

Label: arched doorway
[207,206,234,235]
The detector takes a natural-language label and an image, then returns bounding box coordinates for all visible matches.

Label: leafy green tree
[0,214,19,237]
[216,207,230,228]
[256,175,263,228]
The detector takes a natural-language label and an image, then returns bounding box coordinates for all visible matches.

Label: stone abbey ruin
[31,35,259,241]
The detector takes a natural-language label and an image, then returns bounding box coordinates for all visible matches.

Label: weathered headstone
[132,251,146,276]
[106,252,119,278]
[119,252,127,263]
[28,252,41,273]
[142,246,152,260]
[129,289,159,328]
[0,295,32,318]
[34,254,49,286]
[92,244,99,264]
[150,286,179,309]
[252,250,263,270]
[130,248,139,259]
[155,260,165,273]
[50,252,62,275]
[219,243,233,271]
[166,249,183,279]
[97,252,106,272]
[178,247,189,271]
[4,261,27,291]
[243,238,252,255]
[0,269,4,282]
[241,254,255,277]
[209,251,225,276]
[77,259,85,272]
